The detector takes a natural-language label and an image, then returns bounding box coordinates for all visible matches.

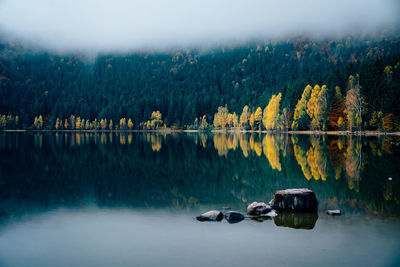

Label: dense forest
[1,32,400,131]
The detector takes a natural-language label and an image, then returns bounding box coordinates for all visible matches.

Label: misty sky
[0,0,399,52]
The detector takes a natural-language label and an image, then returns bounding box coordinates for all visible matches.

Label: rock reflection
[273,212,318,230]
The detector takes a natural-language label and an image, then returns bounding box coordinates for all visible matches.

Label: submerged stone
[225,211,245,223]
[269,188,318,212]
[326,210,341,216]
[196,210,224,221]
[273,212,318,229]
[247,201,272,216]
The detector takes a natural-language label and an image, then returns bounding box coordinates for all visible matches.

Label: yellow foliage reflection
[306,137,328,181]
[239,134,249,157]
[151,135,162,152]
[292,136,312,180]
[345,137,362,191]
[262,135,282,171]
[213,134,230,156]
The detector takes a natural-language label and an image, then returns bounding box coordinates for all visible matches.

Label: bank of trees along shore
[1,72,399,133]
[212,72,400,133]
[1,32,400,130]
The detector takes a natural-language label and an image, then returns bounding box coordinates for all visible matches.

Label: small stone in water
[196,210,224,221]
[225,211,245,223]
[388,177,393,181]
[326,210,341,216]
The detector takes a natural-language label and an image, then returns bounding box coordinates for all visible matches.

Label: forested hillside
[1,32,400,130]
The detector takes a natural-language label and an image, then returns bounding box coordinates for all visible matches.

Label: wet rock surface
[269,188,318,212]
[247,201,272,216]
[224,211,245,223]
[196,210,224,221]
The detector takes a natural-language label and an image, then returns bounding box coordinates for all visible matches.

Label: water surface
[0,132,399,266]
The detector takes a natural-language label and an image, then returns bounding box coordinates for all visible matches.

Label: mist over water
[0,0,399,53]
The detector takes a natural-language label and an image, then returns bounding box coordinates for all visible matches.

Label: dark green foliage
[1,34,400,128]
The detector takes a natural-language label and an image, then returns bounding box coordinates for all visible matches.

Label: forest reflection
[211,133,367,190]
[0,132,399,219]
[25,132,400,193]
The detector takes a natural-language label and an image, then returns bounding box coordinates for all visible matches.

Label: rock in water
[269,188,318,212]
[247,202,272,216]
[225,211,245,223]
[196,210,224,221]
[326,210,341,216]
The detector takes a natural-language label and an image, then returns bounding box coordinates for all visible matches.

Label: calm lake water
[0,132,400,266]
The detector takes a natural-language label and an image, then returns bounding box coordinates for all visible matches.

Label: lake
[0,132,399,266]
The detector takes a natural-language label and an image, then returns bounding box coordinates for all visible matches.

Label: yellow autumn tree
[151,111,162,128]
[100,119,107,130]
[254,107,263,130]
[76,117,82,130]
[263,93,282,131]
[249,113,255,129]
[34,115,43,129]
[306,84,321,119]
[199,115,208,129]
[213,106,229,128]
[292,85,312,130]
[120,118,126,130]
[128,118,133,130]
[55,118,60,130]
[311,85,329,130]
[239,105,249,129]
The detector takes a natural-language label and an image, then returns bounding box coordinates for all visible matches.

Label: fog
[0,0,399,52]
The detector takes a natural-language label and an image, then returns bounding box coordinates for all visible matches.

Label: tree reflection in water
[1,132,400,221]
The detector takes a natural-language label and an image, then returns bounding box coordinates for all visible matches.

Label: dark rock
[247,201,272,216]
[269,188,318,212]
[326,210,341,216]
[196,210,223,221]
[224,211,245,223]
[273,212,318,229]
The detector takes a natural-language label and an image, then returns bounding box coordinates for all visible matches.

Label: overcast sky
[0,0,399,52]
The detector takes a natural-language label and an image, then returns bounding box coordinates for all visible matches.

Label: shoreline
[2,129,400,136]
